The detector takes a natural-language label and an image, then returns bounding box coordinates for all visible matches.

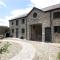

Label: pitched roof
[9,7,44,21]
[42,3,60,12]
[9,4,60,21]
[9,14,27,21]
[26,7,44,17]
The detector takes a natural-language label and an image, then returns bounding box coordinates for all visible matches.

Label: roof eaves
[44,8,60,12]
[42,4,60,12]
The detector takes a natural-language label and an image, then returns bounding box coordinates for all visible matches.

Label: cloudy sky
[0,0,60,26]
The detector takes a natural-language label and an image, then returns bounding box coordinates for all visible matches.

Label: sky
[0,0,60,26]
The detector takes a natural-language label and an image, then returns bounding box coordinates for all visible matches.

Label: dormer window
[53,12,60,19]
[33,12,37,18]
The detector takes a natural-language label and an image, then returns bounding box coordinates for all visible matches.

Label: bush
[57,52,60,60]
[0,42,11,54]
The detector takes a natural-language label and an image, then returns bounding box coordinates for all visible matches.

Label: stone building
[9,4,60,43]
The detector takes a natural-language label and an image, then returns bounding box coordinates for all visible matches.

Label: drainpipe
[50,11,54,42]
[26,18,27,40]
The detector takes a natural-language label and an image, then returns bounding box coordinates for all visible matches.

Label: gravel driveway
[0,38,60,60]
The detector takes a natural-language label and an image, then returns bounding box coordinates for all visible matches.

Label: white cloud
[6,7,32,20]
[0,0,6,7]
[0,18,8,26]
[1,0,60,26]
[0,1,6,7]
[30,0,60,8]
[0,7,32,26]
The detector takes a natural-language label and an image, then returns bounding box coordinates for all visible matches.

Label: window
[54,26,60,33]
[16,20,19,25]
[12,29,14,33]
[16,28,19,38]
[33,12,37,18]
[21,28,25,33]
[53,12,60,19]
[12,21,13,25]
[22,19,25,24]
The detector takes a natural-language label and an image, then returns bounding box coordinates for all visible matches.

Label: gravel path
[0,40,22,60]
[20,39,60,60]
[0,38,60,60]
[0,38,36,60]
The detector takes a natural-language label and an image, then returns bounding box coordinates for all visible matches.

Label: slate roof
[42,3,60,12]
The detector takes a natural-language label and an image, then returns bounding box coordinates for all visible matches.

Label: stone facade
[49,9,60,43]
[9,17,27,39]
[9,7,60,43]
[26,8,50,41]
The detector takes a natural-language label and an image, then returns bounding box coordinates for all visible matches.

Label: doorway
[30,24,42,41]
[45,27,52,42]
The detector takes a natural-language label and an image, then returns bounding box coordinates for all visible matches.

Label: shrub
[57,52,60,60]
[0,42,11,54]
